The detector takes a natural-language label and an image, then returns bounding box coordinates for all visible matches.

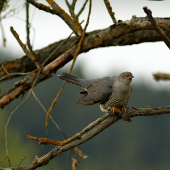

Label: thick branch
[1,17,170,81]
[1,17,170,108]
[1,17,170,82]
[1,106,170,170]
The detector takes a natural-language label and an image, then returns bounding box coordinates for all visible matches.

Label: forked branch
[1,106,170,170]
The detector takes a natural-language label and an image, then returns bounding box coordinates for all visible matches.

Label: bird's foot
[108,107,120,116]
[111,107,120,113]
[121,106,132,122]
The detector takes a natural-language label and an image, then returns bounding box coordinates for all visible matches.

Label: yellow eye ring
[122,75,125,78]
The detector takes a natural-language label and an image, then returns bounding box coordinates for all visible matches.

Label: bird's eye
[122,75,125,78]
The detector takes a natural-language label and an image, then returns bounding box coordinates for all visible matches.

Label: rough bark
[1,17,170,109]
[0,106,170,170]
[0,17,170,81]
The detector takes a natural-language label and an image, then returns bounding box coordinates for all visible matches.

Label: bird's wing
[76,77,115,105]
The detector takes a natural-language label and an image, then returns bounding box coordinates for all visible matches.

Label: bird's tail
[58,73,86,88]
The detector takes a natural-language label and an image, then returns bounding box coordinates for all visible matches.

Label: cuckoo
[58,72,134,113]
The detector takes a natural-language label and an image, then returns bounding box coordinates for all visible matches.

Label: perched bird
[58,72,134,113]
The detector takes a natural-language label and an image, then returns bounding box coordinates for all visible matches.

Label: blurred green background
[1,51,170,170]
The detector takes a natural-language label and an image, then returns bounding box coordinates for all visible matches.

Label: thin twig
[104,0,117,24]
[143,6,170,49]
[5,26,74,158]
[45,0,92,133]
[65,0,77,20]
[26,1,34,55]
[46,0,82,36]
[0,3,25,21]
[10,26,40,69]
[1,62,9,75]
[0,68,38,82]
[77,0,88,19]
[17,157,26,167]
[32,90,67,139]
[0,21,6,46]
[52,162,55,170]
[0,156,8,163]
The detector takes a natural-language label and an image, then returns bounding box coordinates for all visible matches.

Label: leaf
[71,158,79,170]
[75,147,89,159]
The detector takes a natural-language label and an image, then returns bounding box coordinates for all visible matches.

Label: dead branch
[1,17,170,82]
[26,1,34,55]
[1,17,170,109]
[104,0,117,24]
[45,0,91,133]
[153,72,170,81]
[27,0,83,37]
[1,106,170,170]
[10,26,40,69]
[143,6,170,49]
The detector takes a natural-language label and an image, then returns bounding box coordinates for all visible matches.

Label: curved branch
[1,17,170,108]
[1,17,170,82]
[1,106,170,170]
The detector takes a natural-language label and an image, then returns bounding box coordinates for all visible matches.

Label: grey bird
[58,72,134,113]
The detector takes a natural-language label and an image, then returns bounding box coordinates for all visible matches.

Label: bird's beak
[127,76,134,80]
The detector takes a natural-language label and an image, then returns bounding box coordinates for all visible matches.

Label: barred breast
[100,94,131,112]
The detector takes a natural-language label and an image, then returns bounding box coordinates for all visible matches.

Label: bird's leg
[121,106,132,122]
[122,106,127,114]
[111,107,120,113]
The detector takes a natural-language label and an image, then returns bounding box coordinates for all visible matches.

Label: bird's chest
[100,84,131,112]
[112,83,130,100]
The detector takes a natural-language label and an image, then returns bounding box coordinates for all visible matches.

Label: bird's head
[119,72,134,85]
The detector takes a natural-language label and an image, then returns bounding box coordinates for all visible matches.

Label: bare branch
[27,0,82,36]
[77,0,88,19]
[65,0,78,21]
[104,0,117,24]
[0,69,37,82]
[143,6,170,49]
[153,72,170,81]
[0,21,6,46]
[1,17,170,108]
[1,17,170,82]
[26,1,34,55]
[16,157,26,167]
[2,106,170,170]
[32,90,68,139]
[45,0,92,132]
[10,26,40,69]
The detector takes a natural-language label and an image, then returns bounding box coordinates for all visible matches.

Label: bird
[58,72,134,113]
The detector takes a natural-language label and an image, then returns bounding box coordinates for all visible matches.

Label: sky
[1,0,170,89]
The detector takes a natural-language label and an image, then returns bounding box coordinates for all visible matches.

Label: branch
[76,0,88,19]
[1,106,170,170]
[1,17,170,108]
[1,17,170,81]
[27,0,82,36]
[26,1,34,55]
[45,0,91,133]
[153,72,170,81]
[104,0,117,24]
[143,6,170,49]
[0,21,6,47]
[10,26,40,69]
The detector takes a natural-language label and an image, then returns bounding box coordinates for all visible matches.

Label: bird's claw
[121,106,132,122]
